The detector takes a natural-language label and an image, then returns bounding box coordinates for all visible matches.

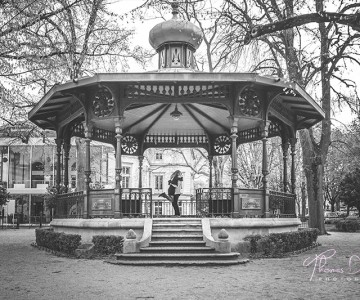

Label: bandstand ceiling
[122,102,229,136]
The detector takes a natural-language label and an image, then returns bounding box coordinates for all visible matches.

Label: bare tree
[222,0,360,234]
[0,0,149,134]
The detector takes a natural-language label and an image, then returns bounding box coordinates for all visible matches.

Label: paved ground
[0,228,359,300]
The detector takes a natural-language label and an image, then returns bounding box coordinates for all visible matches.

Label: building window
[154,202,162,216]
[155,152,163,160]
[122,166,130,188]
[155,175,163,190]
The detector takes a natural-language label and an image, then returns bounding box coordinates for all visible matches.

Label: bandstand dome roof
[149,3,203,50]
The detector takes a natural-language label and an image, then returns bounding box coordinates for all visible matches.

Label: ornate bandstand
[28,3,324,225]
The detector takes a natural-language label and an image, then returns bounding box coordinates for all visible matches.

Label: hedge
[92,235,124,255]
[244,228,319,257]
[35,228,81,255]
[335,219,360,232]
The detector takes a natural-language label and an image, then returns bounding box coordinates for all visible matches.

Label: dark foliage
[92,235,124,255]
[0,183,9,206]
[35,228,81,254]
[339,168,360,213]
[244,228,319,257]
[335,219,360,232]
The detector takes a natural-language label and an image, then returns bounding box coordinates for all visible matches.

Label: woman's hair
[170,170,182,180]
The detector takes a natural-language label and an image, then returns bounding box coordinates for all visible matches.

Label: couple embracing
[159,170,183,216]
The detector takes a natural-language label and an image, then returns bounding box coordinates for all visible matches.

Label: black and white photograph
[0,0,360,299]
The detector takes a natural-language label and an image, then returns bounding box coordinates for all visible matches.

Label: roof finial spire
[171,0,179,19]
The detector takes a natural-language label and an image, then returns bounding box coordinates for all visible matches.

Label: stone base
[50,218,146,243]
[50,217,301,252]
[208,218,301,251]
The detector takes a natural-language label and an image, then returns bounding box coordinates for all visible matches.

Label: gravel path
[0,228,359,300]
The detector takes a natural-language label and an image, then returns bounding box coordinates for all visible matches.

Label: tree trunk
[300,130,326,234]
[212,156,226,187]
[296,0,330,235]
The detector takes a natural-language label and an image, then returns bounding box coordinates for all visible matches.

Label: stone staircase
[113,218,245,266]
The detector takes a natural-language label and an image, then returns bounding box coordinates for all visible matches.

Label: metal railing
[195,188,233,217]
[51,188,296,219]
[54,191,84,219]
[269,190,296,217]
[120,188,152,217]
[152,198,197,217]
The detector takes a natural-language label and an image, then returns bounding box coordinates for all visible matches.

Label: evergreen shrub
[35,228,81,254]
[335,219,360,232]
[244,228,319,257]
[243,234,262,253]
[92,235,124,255]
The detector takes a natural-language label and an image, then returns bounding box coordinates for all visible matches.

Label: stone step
[151,234,204,241]
[140,246,215,253]
[106,259,248,266]
[152,223,201,228]
[153,221,201,225]
[152,227,202,233]
[149,241,206,247]
[153,218,201,222]
[115,252,240,261]
[151,229,203,235]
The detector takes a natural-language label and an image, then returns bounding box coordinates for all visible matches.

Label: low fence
[195,188,233,217]
[54,191,84,219]
[120,188,152,217]
[53,188,296,218]
[152,199,197,217]
[269,190,296,217]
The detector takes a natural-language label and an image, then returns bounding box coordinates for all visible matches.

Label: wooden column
[261,122,270,190]
[261,121,270,217]
[290,137,297,194]
[138,155,144,188]
[114,120,123,218]
[55,138,63,193]
[281,139,290,193]
[208,155,213,188]
[230,118,239,188]
[83,125,91,218]
[63,141,71,193]
[84,128,91,191]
